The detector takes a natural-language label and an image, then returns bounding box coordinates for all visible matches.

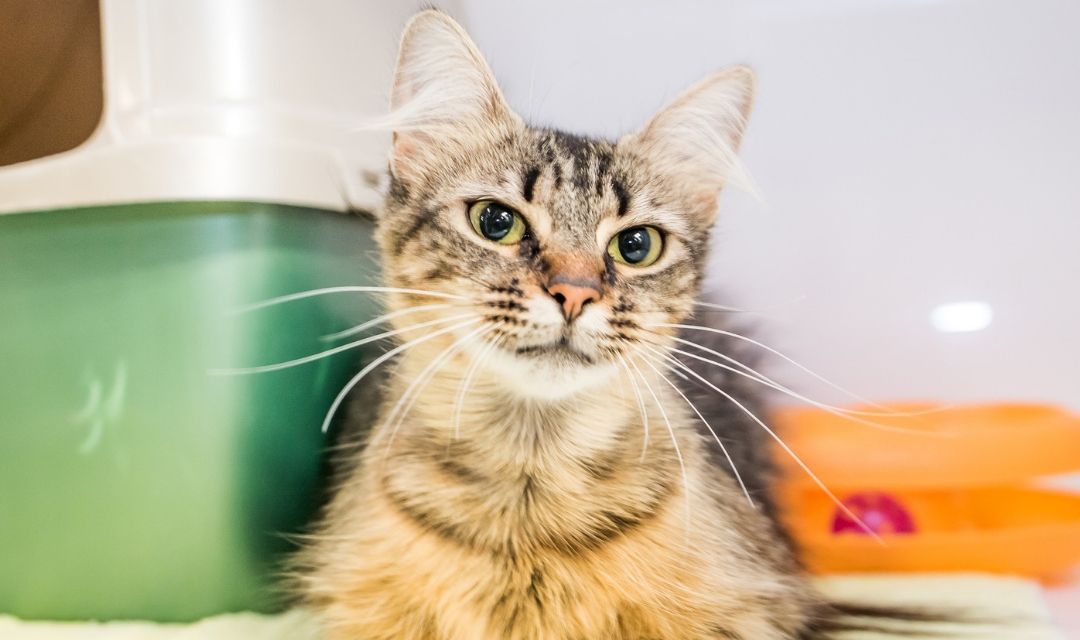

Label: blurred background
[2,0,1078,633]
[464,0,1080,412]
[6,0,1078,407]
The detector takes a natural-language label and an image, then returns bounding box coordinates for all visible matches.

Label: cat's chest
[371,488,704,640]
[377,428,677,557]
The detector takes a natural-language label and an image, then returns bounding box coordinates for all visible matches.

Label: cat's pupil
[618,227,651,263]
[478,204,514,240]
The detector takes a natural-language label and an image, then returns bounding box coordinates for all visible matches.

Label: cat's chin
[482,345,619,401]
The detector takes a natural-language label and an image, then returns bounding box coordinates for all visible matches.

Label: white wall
[458,0,1080,410]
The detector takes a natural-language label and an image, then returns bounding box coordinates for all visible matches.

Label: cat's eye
[608,226,663,267]
[469,200,526,245]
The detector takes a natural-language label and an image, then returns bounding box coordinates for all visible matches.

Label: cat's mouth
[514,337,596,365]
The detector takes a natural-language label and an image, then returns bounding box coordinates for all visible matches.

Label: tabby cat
[296,10,904,639]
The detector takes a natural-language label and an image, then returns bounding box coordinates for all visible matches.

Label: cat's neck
[361,338,692,489]
[378,351,645,471]
[365,348,684,556]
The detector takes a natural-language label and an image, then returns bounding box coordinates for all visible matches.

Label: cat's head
[375,10,753,400]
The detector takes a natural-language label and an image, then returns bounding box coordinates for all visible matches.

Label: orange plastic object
[772,403,1080,581]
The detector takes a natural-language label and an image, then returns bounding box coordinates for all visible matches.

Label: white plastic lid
[0,0,444,214]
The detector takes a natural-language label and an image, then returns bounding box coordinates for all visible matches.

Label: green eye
[608,226,663,267]
[469,201,527,244]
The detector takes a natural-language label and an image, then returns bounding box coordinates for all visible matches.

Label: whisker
[657,344,947,436]
[665,364,691,383]
[672,334,948,420]
[319,318,481,434]
[692,293,808,315]
[626,354,691,534]
[231,285,468,315]
[320,303,455,342]
[451,332,504,441]
[637,349,754,508]
[615,352,650,463]
[381,324,494,458]
[209,314,473,376]
[692,300,750,313]
[653,347,883,543]
[665,335,772,383]
[650,322,938,415]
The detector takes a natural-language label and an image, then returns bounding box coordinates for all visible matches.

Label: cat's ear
[625,66,756,220]
[386,10,519,182]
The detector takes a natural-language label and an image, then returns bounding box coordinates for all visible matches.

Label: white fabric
[0,574,1062,639]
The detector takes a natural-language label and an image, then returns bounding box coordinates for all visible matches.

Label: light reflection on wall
[930,301,993,333]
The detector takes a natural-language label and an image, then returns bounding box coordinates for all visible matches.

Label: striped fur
[295,10,831,639]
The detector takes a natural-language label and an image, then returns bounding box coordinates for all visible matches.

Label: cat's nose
[546,275,601,322]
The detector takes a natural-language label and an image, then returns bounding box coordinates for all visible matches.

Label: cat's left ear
[624,66,756,222]
[386,10,520,182]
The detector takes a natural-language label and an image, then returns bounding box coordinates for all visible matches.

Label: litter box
[0,0,434,622]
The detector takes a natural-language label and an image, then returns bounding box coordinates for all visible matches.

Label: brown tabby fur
[295,10,828,639]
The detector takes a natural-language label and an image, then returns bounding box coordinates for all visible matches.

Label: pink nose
[546,279,601,322]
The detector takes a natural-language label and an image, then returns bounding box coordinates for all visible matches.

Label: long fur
[292,10,958,639]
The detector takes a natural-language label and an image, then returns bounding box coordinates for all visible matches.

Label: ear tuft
[628,65,757,207]
[390,11,507,118]
[383,10,518,180]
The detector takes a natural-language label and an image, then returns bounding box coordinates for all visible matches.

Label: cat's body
[296,10,878,639]
[302,330,814,639]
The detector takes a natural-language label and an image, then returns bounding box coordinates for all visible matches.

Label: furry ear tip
[706,65,757,101]
[391,8,478,112]
[689,65,757,125]
[401,8,461,40]
[720,64,756,83]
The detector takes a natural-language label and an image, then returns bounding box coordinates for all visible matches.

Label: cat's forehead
[516,129,627,238]
[527,129,624,200]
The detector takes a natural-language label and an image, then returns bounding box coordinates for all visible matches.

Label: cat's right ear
[385,10,519,183]
[624,65,756,223]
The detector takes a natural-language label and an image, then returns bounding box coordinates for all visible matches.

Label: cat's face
[375,11,754,399]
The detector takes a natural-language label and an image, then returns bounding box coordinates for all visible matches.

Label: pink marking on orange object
[831,492,916,535]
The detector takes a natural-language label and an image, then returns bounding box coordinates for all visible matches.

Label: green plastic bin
[0,201,378,621]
